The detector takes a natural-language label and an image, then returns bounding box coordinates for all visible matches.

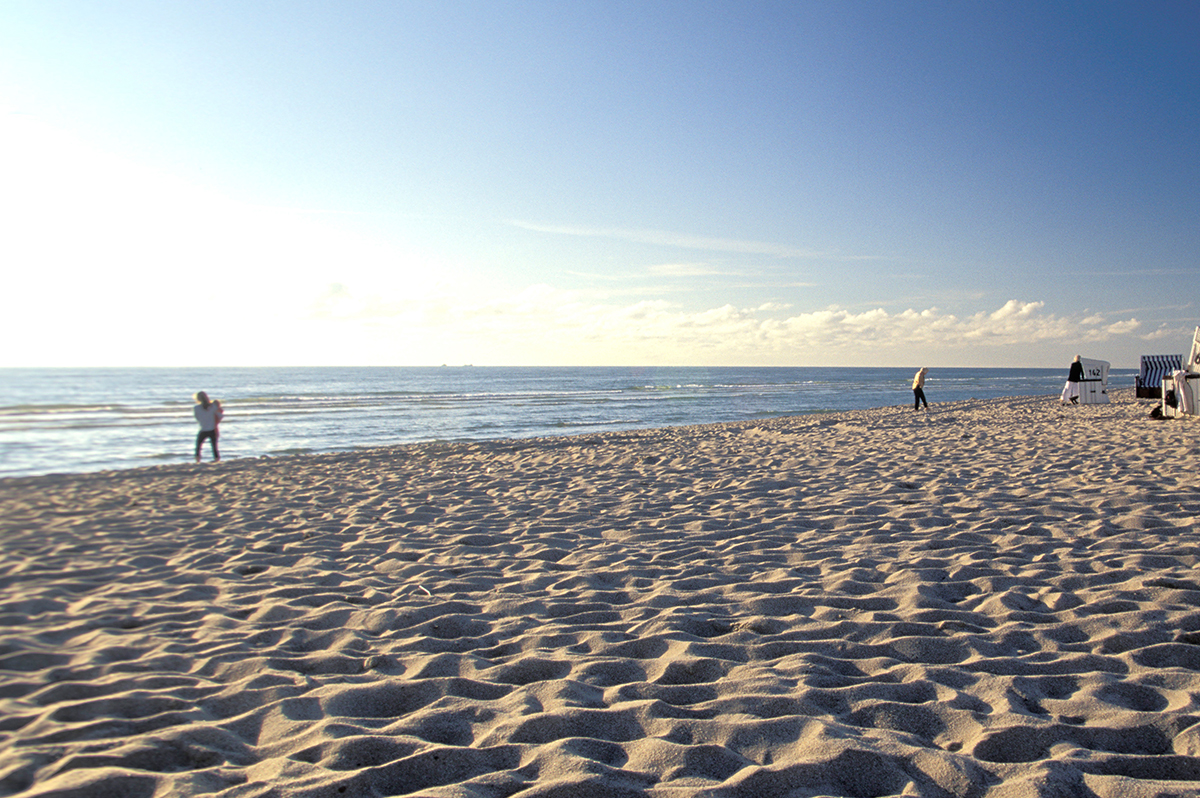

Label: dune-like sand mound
[2,389,1200,797]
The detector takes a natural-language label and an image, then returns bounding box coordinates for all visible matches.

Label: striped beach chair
[1136,354,1182,399]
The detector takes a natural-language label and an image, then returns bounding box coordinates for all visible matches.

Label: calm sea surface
[0,366,1134,478]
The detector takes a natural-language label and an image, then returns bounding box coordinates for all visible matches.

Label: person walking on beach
[1060,355,1084,404]
[912,367,929,411]
[193,391,224,462]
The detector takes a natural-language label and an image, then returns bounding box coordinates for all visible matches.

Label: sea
[0,366,1135,479]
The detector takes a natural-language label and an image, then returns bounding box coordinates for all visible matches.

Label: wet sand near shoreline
[2,389,1200,797]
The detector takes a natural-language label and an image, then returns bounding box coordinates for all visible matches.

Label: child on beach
[193,391,224,462]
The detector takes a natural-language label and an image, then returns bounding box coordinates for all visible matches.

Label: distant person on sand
[912,367,929,411]
[1060,355,1083,405]
[193,391,224,462]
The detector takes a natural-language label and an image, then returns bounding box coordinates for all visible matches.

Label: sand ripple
[2,391,1200,796]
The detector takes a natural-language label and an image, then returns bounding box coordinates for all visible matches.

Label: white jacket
[194,403,223,432]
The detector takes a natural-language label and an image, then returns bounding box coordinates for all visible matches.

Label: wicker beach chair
[1077,357,1111,404]
[1136,354,1182,399]
[1160,328,1200,417]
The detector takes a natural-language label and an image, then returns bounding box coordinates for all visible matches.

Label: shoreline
[4,387,1200,797]
[0,389,1115,486]
[0,366,1134,481]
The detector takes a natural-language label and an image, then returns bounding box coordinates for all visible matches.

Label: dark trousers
[196,429,220,461]
[913,387,928,409]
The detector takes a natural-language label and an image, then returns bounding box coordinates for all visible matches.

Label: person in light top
[193,391,224,462]
[912,367,929,411]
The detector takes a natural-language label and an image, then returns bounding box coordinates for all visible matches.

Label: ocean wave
[0,366,1139,478]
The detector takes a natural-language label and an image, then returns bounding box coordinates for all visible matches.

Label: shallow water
[0,366,1132,477]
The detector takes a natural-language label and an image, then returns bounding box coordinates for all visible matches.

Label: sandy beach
[2,388,1199,798]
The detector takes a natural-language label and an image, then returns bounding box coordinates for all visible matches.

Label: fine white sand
[2,389,1200,798]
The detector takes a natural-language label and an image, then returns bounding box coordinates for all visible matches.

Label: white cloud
[647,262,739,277]
[507,219,880,260]
[1141,324,1187,342]
[1105,318,1140,335]
[294,281,1143,366]
[988,299,1043,320]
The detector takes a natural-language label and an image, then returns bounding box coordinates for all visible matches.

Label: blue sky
[2,1,1197,367]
